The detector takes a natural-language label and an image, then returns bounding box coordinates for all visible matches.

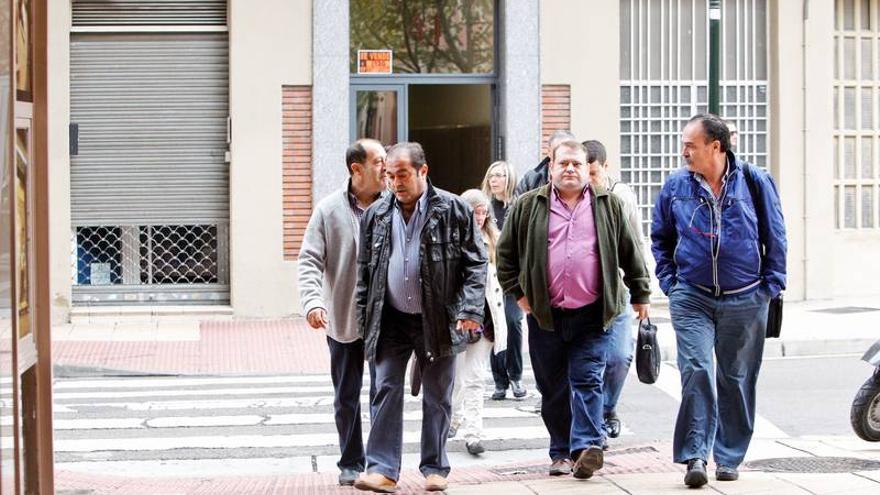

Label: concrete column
[500,0,542,176]
[311,0,350,203]
[770,0,836,301]
[48,0,72,322]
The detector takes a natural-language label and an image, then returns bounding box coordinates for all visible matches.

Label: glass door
[350,85,406,145]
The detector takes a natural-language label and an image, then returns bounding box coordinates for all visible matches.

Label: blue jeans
[527,300,610,461]
[669,282,769,468]
[366,306,455,481]
[603,305,635,415]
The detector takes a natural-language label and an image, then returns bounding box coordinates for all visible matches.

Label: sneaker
[338,468,360,486]
[466,440,485,455]
[604,410,621,438]
[572,446,604,479]
[511,380,527,398]
[424,474,448,491]
[491,386,507,400]
[354,472,397,493]
[715,465,739,481]
[684,459,708,488]
[447,424,458,439]
[548,458,572,476]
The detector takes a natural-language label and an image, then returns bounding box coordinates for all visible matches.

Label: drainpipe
[708,0,722,114]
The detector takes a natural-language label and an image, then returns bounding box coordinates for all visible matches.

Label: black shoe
[338,467,360,486]
[548,458,572,476]
[604,410,621,438]
[684,459,708,488]
[572,446,604,479]
[715,465,739,481]
[447,424,458,438]
[466,440,485,455]
[511,380,527,398]
[491,386,507,400]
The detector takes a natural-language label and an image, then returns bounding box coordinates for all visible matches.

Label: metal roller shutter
[70,2,229,306]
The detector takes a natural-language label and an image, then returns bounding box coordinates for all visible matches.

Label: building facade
[47,0,879,321]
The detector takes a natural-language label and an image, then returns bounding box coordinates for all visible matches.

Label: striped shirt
[386,193,429,314]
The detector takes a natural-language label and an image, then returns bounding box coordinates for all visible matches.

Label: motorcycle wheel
[851,370,880,442]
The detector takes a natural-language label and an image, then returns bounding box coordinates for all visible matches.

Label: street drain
[745,457,880,473]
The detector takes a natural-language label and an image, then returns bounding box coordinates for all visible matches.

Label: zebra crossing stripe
[54,426,550,453]
[51,407,537,431]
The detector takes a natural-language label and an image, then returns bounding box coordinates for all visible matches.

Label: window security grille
[620,0,769,236]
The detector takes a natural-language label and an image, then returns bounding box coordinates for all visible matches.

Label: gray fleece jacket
[297,186,381,343]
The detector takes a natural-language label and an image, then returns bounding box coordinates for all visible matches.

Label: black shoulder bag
[636,318,661,384]
[741,163,784,339]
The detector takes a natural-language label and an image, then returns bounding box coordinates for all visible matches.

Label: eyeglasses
[488,172,507,178]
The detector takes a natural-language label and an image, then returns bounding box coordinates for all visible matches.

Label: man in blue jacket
[651,113,786,488]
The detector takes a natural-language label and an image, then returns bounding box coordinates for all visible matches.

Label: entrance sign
[358,50,393,74]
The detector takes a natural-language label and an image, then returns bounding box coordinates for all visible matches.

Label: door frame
[349,77,498,161]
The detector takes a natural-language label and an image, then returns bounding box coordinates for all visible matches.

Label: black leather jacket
[356,181,488,363]
[514,156,550,197]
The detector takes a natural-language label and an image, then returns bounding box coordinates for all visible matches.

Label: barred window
[834,0,879,229]
[620,0,769,236]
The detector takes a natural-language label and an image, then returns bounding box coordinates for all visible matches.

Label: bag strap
[741,161,766,259]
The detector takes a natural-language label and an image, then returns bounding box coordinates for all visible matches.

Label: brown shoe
[353,472,397,493]
[425,473,448,491]
[572,446,604,479]
[548,458,572,476]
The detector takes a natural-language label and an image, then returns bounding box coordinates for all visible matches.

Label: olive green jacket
[496,183,651,331]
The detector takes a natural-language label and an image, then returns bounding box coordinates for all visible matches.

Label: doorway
[351,83,493,195]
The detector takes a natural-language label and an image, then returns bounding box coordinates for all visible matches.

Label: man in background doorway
[514,130,576,197]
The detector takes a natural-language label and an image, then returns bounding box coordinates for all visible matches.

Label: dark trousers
[491,294,524,388]
[327,336,372,472]
[527,301,610,461]
[366,306,456,481]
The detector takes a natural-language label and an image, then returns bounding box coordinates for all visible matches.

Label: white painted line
[266,407,537,425]
[53,418,145,430]
[53,375,349,390]
[146,415,265,428]
[54,426,550,453]
[54,385,338,400]
[60,393,415,411]
[56,448,552,478]
[652,362,790,439]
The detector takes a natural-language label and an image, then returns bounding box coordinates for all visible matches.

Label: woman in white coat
[449,189,508,455]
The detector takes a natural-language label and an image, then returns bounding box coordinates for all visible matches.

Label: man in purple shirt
[497,140,651,480]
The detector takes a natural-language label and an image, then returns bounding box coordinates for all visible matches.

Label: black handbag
[635,318,661,384]
[766,294,783,338]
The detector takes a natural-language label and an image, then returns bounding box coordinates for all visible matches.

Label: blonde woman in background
[449,189,508,455]
[480,161,527,401]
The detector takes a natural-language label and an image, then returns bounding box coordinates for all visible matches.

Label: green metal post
[708,0,722,115]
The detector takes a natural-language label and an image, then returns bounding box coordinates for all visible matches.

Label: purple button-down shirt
[548,186,602,309]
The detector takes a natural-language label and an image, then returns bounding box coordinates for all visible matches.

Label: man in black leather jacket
[353,142,487,494]
[514,129,576,197]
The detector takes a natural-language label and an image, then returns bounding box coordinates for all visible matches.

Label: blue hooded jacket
[651,151,787,297]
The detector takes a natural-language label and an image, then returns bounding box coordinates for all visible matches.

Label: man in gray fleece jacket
[297,139,387,486]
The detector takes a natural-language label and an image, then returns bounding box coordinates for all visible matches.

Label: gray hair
[548,129,576,148]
